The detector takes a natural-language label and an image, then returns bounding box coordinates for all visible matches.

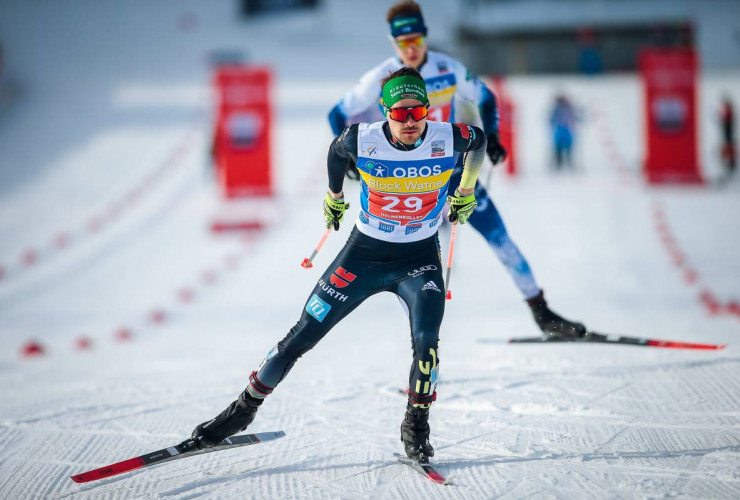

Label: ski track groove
[593,425,629,455]
[196,439,351,498]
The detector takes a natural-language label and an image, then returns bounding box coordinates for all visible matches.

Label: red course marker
[20,341,45,358]
[75,337,93,351]
[114,328,133,341]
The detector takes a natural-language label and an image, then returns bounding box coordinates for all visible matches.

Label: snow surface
[1,1,739,498]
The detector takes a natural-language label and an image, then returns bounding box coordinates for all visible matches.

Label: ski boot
[527,290,586,340]
[189,390,263,449]
[400,404,434,463]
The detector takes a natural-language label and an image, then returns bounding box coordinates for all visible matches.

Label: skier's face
[392,33,427,69]
[387,98,427,145]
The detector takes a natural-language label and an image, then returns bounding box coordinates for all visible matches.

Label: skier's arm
[452,123,487,193]
[327,124,359,195]
[327,62,391,137]
[324,125,358,230]
[447,123,485,224]
[478,85,499,136]
[454,62,507,164]
[328,105,349,137]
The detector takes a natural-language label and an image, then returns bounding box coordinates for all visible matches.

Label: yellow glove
[323,193,350,231]
[446,190,477,224]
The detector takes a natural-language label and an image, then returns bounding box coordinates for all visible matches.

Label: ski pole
[485,163,495,191]
[444,222,457,300]
[301,229,331,269]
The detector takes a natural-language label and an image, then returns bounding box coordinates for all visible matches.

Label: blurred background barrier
[640,48,702,184]
[212,66,273,197]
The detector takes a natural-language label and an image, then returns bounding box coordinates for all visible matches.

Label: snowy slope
[1,1,739,499]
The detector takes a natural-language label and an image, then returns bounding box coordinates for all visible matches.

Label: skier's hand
[447,189,477,224]
[323,193,350,231]
[345,159,361,181]
[486,132,508,165]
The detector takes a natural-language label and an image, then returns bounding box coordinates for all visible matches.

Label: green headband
[382,75,429,108]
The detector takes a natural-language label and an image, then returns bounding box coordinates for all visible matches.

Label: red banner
[491,77,516,177]
[640,49,702,184]
[213,66,273,197]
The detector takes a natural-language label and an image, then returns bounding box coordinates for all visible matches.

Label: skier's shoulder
[362,56,403,81]
[426,50,461,66]
[357,121,386,141]
[423,120,465,144]
[425,50,468,76]
[359,121,385,131]
[336,123,360,152]
[448,122,485,151]
[425,120,471,134]
[427,51,483,90]
[427,120,452,133]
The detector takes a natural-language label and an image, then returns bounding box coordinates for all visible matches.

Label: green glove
[446,190,477,224]
[323,193,350,231]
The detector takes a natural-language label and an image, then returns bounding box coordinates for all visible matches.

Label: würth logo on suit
[330,267,356,288]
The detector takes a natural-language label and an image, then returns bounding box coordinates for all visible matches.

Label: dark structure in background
[240,0,321,17]
[458,21,694,75]
[450,0,740,75]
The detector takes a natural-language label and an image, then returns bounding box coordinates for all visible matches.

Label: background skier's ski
[478,332,726,350]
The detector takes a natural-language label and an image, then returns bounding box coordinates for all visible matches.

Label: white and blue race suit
[329,50,540,299]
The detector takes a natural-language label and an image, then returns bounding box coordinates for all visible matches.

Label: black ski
[71,431,285,483]
[394,453,449,484]
[479,331,725,351]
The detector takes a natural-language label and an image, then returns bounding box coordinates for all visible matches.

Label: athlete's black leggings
[251,227,445,407]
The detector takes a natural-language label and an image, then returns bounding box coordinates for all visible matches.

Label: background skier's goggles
[392,35,425,49]
[385,105,429,122]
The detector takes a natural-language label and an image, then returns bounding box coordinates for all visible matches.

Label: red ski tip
[425,469,448,484]
[301,258,313,269]
[646,340,726,350]
[70,457,146,483]
[445,290,452,300]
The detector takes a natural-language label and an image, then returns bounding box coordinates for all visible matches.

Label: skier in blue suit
[329,0,586,338]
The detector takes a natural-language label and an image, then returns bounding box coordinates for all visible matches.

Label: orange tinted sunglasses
[391,35,426,50]
[386,105,429,122]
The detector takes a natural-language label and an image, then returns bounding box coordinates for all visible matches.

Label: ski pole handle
[301,229,332,269]
[444,222,457,300]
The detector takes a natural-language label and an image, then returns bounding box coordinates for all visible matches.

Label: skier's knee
[487,227,508,249]
[277,325,320,361]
